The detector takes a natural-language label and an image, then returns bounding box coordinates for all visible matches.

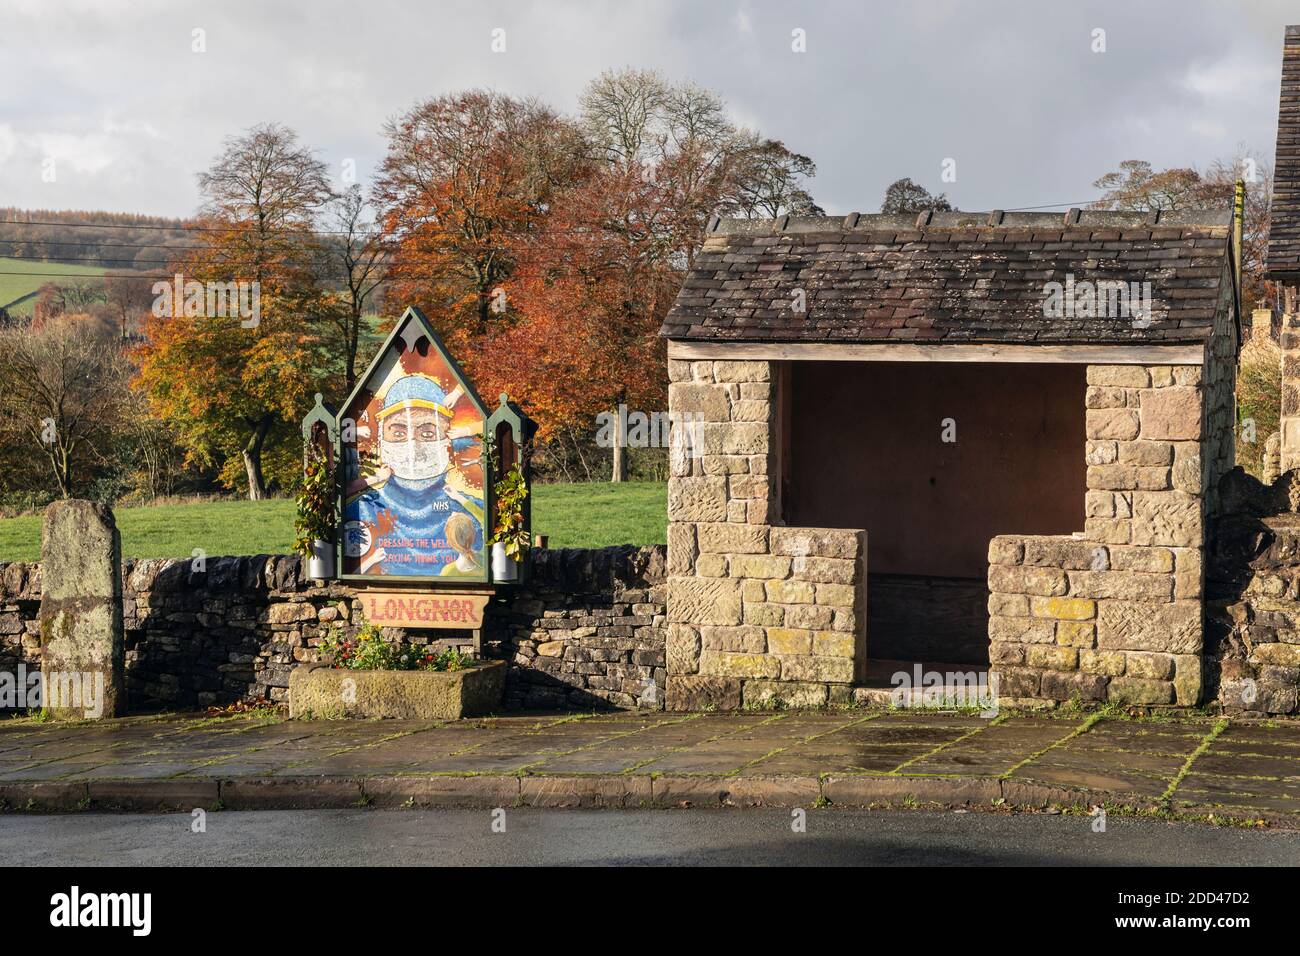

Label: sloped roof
[1267,25,1300,280]
[661,208,1234,345]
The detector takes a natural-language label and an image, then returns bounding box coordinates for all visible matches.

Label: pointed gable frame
[335,305,493,585]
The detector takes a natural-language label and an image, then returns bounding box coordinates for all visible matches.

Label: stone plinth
[288,660,506,719]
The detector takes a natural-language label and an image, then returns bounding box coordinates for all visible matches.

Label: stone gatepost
[37,500,126,719]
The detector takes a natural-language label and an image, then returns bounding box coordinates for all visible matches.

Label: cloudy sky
[2,0,1295,218]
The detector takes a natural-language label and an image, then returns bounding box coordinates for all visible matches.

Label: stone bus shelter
[661,207,1239,710]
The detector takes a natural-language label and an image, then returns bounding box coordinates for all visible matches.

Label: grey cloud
[0,0,1293,216]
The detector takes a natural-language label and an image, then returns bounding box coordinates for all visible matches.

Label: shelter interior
[779,359,1087,666]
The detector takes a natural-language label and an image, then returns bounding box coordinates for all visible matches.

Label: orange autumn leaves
[132,82,819,496]
[475,163,676,440]
[374,81,819,443]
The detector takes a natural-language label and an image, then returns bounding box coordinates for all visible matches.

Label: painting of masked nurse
[340,340,487,579]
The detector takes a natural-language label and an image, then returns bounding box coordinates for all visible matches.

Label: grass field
[0,481,667,563]
[0,256,109,314]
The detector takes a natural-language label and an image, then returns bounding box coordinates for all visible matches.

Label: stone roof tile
[1267,25,1300,279]
[663,209,1233,344]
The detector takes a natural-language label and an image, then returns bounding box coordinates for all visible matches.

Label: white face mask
[380,408,450,481]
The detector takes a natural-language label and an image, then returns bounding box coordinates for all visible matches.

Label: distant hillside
[0,256,109,315]
[0,208,193,273]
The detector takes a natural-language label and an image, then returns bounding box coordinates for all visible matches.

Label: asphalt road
[3,808,1299,866]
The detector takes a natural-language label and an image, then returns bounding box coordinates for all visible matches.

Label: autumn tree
[568,70,820,478]
[194,123,334,287]
[1091,159,1206,211]
[466,70,821,481]
[320,184,388,389]
[119,383,187,500]
[721,137,823,219]
[486,163,677,455]
[135,123,337,499]
[1091,152,1274,308]
[102,273,154,340]
[34,279,105,320]
[375,91,586,350]
[378,75,820,482]
[0,315,129,498]
[135,291,334,499]
[579,70,818,267]
[880,177,954,214]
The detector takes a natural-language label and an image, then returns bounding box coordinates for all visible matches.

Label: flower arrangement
[293,448,334,558]
[319,620,473,672]
[487,461,530,559]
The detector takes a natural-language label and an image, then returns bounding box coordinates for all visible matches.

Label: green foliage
[1237,348,1281,479]
[320,621,396,669]
[293,449,334,556]
[0,480,668,561]
[488,462,531,559]
[319,620,474,671]
[0,256,107,314]
[427,646,474,671]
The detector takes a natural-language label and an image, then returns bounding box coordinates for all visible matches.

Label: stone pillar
[37,500,125,719]
[1265,432,1283,485]
[1250,307,1274,342]
[665,357,866,710]
[1280,305,1300,473]
[988,364,1206,708]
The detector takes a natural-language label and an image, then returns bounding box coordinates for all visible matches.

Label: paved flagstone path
[1,710,1298,824]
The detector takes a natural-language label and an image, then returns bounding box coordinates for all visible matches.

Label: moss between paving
[0,710,1296,825]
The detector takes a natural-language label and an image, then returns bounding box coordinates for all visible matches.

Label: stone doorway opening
[781,360,1088,679]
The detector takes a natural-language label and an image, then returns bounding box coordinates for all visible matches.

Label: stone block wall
[1201,274,1241,519]
[1206,466,1300,715]
[666,357,867,710]
[1207,514,1300,715]
[1280,308,1300,473]
[987,363,1208,707]
[0,546,666,713]
[1,556,338,708]
[483,546,667,710]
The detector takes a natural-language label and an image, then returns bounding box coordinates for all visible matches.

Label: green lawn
[0,256,108,314]
[0,481,667,562]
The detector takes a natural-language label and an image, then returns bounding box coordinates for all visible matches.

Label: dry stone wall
[0,546,666,713]
[484,546,666,710]
[1207,517,1300,715]
[1207,468,1300,715]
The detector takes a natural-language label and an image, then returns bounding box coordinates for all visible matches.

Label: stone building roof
[661,208,1235,345]
[1267,25,1300,281]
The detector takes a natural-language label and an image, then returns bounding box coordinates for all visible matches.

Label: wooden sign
[358,588,491,630]
[339,307,490,582]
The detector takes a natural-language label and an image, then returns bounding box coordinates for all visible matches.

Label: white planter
[307,539,335,580]
[491,542,518,582]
